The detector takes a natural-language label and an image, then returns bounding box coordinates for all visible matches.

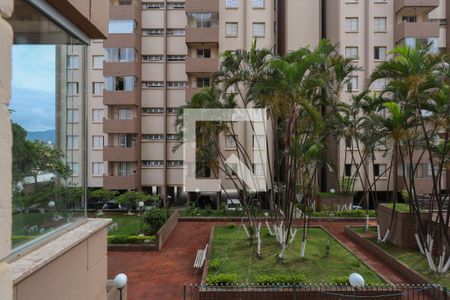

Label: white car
[225,199,243,211]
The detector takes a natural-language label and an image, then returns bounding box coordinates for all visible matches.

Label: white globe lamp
[349,273,365,289]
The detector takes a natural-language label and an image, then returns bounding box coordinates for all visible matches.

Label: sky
[10,45,56,132]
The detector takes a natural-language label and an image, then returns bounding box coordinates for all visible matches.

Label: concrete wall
[0,0,14,299]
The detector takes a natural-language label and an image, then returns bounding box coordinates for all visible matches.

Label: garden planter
[376,204,427,249]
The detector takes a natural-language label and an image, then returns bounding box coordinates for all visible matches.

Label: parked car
[225,199,243,211]
[102,200,121,210]
[197,195,214,209]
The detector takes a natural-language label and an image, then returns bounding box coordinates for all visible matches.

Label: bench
[194,244,208,271]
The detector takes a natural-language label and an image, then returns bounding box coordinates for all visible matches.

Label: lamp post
[349,272,364,299]
[114,273,127,300]
[138,201,144,236]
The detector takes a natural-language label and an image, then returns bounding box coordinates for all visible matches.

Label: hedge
[108,235,155,244]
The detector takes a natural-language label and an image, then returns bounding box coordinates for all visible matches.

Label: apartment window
[402,16,417,23]
[167,160,184,167]
[108,19,136,34]
[372,79,386,91]
[93,82,104,96]
[142,160,165,167]
[345,17,358,32]
[92,162,104,175]
[118,108,133,120]
[167,2,184,9]
[348,76,358,92]
[253,163,265,176]
[252,0,264,8]
[92,55,104,69]
[67,55,79,69]
[166,134,178,140]
[345,164,352,177]
[143,2,164,9]
[167,55,186,61]
[92,109,105,122]
[373,164,386,177]
[142,55,164,62]
[225,22,238,36]
[68,162,80,175]
[142,107,164,114]
[167,107,178,114]
[142,81,165,88]
[225,135,237,148]
[168,81,187,88]
[253,135,266,149]
[106,48,135,62]
[105,76,136,91]
[374,46,387,60]
[67,109,79,123]
[67,135,79,150]
[118,162,134,176]
[226,0,238,8]
[192,13,214,28]
[142,134,164,141]
[197,77,210,88]
[92,135,104,149]
[374,17,387,32]
[118,134,133,148]
[345,47,358,60]
[252,22,265,37]
[67,82,79,95]
[167,28,185,36]
[197,49,211,58]
[142,28,165,36]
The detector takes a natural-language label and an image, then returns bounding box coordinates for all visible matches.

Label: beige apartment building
[62,0,449,201]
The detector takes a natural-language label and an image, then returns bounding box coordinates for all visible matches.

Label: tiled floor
[108,220,410,300]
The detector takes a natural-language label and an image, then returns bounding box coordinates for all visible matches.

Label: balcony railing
[103,90,138,106]
[185,27,218,44]
[103,146,139,161]
[104,174,139,190]
[185,0,219,12]
[394,21,439,43]
[103,118,139,133]
[394,0,439,13]
[185,57,219,73]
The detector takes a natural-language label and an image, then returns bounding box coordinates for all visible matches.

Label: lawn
[95,213,143,236]
[353,227,450,288]
[208,226,384,284]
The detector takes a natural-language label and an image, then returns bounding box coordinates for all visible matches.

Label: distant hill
[27,130,55,144]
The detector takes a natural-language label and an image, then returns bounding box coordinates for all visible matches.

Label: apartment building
[61,0,448,201]
[323,0,448,195]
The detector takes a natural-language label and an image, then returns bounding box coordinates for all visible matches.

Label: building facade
[67,0,448,200]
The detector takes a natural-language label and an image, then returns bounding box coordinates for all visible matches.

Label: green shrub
[311,210,376,218]
[144,209,168,234]
[331,276,350,285]
[206,273,238,285]
[226,223,236,229]
[209,258,223,271]
[254,274,306,284]
[108,235,155,244]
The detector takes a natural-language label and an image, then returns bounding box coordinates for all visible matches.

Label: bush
[226,223,236,229]
[144,209,168,235]
[206,273,238,285]
[331,276,350,285]
[311,210,376,218]
[108,235,155,244]
[209,258,223,271]
[254,274,306,284]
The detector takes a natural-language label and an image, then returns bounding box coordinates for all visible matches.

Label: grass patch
[97,214,143,236]
[208,226,384,284]
[311,210,376,218]
[354,227,450,288]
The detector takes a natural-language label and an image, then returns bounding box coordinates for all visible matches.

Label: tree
[89,188,119,212]
[12,122,34,183]
[115,191,155,214]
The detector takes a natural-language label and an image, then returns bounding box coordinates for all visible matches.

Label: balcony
[110,0,140,19]
[185,0,218,12]
[186,87,200,102]
[103,90,138,106]
[185,57,219,74]
[104,33,139,49]
[103,146,139,161]
[186,27,218,44]
[104,62,139,77]
[104,174,139,190]
[394,22,439,43]
[103,118,139,133]
[395,0,439,13]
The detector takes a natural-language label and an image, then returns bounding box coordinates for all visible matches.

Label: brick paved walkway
[108,220,410,300]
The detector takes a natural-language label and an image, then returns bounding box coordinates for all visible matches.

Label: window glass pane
[92,55,104,69]
[8,1,87,250]
[225,22,238,36]
[108,19,136,34]
[252,0,264,8]
[374,17,387,32]
[252,23,265,37]
[226,0,238,8]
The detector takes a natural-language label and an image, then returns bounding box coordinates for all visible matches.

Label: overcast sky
[10,45,56,132]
